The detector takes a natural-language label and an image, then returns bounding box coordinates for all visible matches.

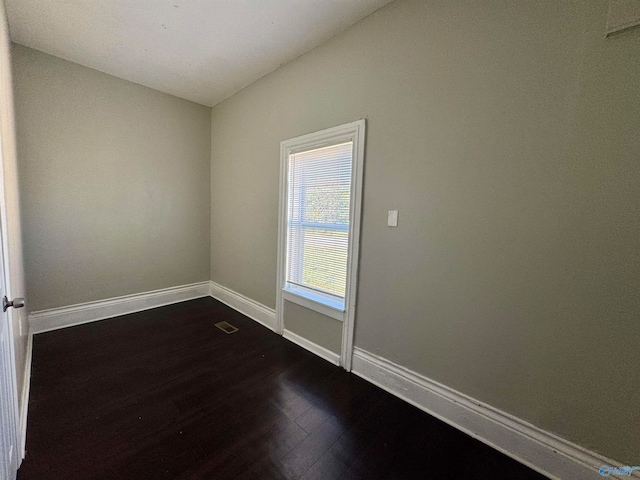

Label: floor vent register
[214,321,239,334]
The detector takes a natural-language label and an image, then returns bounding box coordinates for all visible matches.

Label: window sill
[282,286,345,322]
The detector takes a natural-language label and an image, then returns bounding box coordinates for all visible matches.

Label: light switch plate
[388,210,398,227]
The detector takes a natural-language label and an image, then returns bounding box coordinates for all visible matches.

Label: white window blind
[286,141,353,308]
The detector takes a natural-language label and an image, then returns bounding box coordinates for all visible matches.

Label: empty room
[0,0,638,479]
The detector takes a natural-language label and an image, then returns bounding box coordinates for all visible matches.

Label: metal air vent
[215,321,238,334]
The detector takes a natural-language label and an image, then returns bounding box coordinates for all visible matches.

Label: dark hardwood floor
[18,297,548,479]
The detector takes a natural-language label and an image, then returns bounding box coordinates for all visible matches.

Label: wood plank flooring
[17,297,548,479]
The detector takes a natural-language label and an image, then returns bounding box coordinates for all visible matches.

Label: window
[277,120,365,323]
[286,141,352,310]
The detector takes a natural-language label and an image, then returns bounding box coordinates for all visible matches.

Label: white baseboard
[209,281,276,331]
[28,282,211,334]
[23,282,633,480]
[283,329,340,366]
[351,347,636,480]
[19,332,32,459]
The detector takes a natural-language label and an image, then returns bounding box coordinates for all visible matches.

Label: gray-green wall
[210,0,640,463]
[13,45,212,311]
[283,301,342,354]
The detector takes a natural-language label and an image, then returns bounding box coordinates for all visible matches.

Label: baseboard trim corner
[28,282,211,334]
[351,347,632,480]
[209,281,276,331]
[283,329,340,366]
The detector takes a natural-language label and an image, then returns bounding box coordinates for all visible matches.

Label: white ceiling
[6,0,392,107]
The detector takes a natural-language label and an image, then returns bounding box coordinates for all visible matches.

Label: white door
[0,2,23,478]
[0,217,19,479]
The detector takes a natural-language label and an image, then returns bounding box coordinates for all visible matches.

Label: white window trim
[276,119,366,371]
[281,288,344,321]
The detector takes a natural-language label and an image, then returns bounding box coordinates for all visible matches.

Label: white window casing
[276,119,366,371]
